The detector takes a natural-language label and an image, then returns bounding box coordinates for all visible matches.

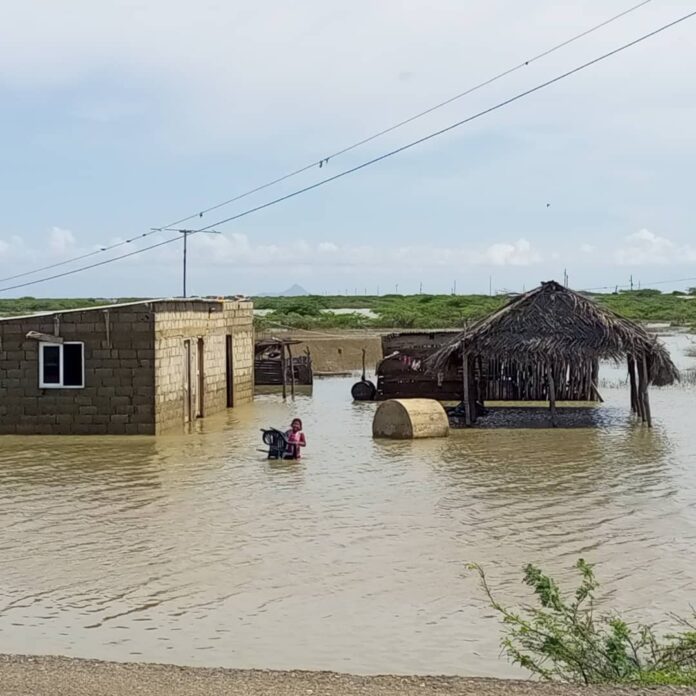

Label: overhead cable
[1,7,694,294]
[0,0,654,284]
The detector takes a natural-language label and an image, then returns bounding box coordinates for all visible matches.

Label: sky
[1,0,695,297]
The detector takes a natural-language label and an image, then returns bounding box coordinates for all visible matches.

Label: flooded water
[1,335,695,677]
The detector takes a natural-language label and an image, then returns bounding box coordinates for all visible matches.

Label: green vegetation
[0,297,143,317]
[472,559,696,686]
[256,294,506,330]
[595,290,696,325]
[3,290,696,329]
[254,290,696,330]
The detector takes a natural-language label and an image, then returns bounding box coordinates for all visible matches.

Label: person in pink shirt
[285,418,307,460]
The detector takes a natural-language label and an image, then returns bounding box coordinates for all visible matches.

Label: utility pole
[630,274,634,292]
[153,227,222,298]
[489,275,492,296]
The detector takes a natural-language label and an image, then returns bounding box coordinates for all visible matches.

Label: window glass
[63,343,84,387]
[42,346,61,384]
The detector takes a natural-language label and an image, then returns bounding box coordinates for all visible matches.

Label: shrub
[471,559,696,685]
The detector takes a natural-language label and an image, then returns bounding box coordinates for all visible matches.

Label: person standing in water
[285,418,307,460]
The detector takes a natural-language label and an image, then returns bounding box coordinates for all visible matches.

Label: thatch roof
[428,281,679,386]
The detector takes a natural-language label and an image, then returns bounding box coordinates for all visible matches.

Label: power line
[159,0,655,229]
[0,0,654,285]
[1,8,694,295]
[0,231,164,284]
[180,9,696,232]
[0,236,181,293]
[583,275,696,293]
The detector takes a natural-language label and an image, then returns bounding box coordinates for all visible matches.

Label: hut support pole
[287,344,295,399]
[628,356,638,414]
[636,355,646,423]
[641,356,652,428]
[547,363,558,428]
[636,363,645,422]
[281,345,287,400]
[462,349,472,426]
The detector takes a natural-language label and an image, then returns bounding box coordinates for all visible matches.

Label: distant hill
[257,284,309,297]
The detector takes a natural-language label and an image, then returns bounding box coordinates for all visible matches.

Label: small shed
[428,281,678,427]
[254,337,313,396]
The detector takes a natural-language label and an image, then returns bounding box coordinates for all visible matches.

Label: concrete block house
[0,298,254,435]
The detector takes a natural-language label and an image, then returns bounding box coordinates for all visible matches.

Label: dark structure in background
[375,331,461,400]
[351,331,460,402]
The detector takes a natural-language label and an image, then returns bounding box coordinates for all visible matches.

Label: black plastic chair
[261,428,290,459]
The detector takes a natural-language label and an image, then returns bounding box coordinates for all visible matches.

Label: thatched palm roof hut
[428,281,678,427]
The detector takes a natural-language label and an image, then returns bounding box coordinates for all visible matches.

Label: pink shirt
[285,430,306,459]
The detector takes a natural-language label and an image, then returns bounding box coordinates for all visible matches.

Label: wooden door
[196,338,205,418]
[183,339,192,424]
[226,334,234,408]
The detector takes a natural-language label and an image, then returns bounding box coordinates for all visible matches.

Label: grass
[0,297,143,317]
[3,290,696,330]
[634,670,696,686]
[254,289,696,330]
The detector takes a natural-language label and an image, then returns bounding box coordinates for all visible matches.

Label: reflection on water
[0,336,695,677]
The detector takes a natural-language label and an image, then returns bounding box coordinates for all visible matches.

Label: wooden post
[547,363,558,428]
[590,382,604,403]
[287,343,295,399]
[627,356,638,414]
[471,357,480,424]
[462,348,472,426]
[281,343,287,399]
[636,354,646,422]
[642,355,652,428]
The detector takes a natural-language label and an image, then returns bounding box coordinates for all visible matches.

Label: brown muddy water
[0,336,695,678]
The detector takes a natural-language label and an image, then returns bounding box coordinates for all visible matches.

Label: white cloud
[612,228,696,267]
[49,227,76,255]
[2,228,544,275]
[615,228,675,265]
[580,243,595,254]
[195,231,543,269]
[0,229,77,269]
[0,235,29,263]
[483,239,542,266]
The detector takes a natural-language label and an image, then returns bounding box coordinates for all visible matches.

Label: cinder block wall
[228,301,254,406]
[0,306,156,435]
[153,300,254,433]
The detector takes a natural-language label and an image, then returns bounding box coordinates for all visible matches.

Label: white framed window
[39,342,85,389]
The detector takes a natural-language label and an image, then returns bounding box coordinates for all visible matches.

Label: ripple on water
[1,339,696,677]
